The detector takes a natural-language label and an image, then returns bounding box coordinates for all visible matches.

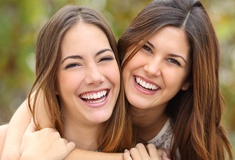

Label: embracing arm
[65,143,171,160]
[1,91,52,160]
[1,93,124,160]
[1,100,31,160]
[65,150,124,160]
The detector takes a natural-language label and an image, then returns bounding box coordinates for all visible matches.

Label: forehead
[151,26,189,49]
[148,26,190,58]
[61,22,111,58]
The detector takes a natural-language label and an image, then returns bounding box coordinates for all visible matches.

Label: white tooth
[143,81,146,88]
[98,92,101,98]
[136,77,158,90]
[83,94,87,99]
[146,83,150,89]
[94,93,97,99]
[136,77,140,83]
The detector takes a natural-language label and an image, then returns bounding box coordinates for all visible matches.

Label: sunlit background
[0,0,234,154]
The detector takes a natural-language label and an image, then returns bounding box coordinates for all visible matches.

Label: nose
[143,58,161,76]
[85,65,105,85]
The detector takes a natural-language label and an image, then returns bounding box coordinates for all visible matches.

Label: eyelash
[65,63,81,69]
[143,44,181,66]
[98,56,114,62]
[142,44,153,54]
[166,58,181,66]
[65,56,114,69]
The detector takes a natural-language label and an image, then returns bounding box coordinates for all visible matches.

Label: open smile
[80,89,109,104]
[135,76,159,91]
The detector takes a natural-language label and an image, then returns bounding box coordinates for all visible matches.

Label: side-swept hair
[118,0,233,159]
[28,5,132,152]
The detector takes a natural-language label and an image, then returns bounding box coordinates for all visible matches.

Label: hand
[123,143,170,160]
[20,119,75,160]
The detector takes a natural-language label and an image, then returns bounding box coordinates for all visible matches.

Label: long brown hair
[118,0,233,159]
[28,5,132,152]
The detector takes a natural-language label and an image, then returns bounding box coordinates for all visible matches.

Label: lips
[80,89,109,104]
[135,76,159,91]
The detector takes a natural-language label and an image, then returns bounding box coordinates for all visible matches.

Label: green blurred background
[0,0,234,153]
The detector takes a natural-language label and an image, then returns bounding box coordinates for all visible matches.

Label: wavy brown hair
[118,0,233,159]
[28,5,132,152]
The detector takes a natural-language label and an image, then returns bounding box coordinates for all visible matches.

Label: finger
[135,143,149,158]
[25,118,36,133]
[162,151,171,160]
[66,142,75,153]
[146,143,158,157]
[129,146,142,160]
[123,149,132,160]
[158,149,170,158]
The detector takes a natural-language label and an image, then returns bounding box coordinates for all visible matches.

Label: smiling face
[123,26,191,110]
[57,22,120,126]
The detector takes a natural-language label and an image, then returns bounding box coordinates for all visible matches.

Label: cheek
[103,63,120,87]
[57,72,82,94]
[163,67,188,89]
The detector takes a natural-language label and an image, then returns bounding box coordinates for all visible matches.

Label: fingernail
[162,151,167,156]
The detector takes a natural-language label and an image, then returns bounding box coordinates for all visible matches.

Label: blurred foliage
[0,0,235,150]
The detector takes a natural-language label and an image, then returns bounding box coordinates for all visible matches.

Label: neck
[131,105,168,142]
[62,116,102,151]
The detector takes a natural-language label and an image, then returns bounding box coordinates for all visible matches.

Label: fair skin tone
[20,120,75,160]
[57,21,120,150]
[1,26,189,160]
[1,21,121,160]
[0,125,7,156]
[124,26,190,143]
[122,26,191,159]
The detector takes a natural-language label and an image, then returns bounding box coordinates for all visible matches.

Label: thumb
[66,142,76,153]
[25,118,36,134]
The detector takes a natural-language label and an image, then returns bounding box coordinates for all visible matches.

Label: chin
[90,112,113,124]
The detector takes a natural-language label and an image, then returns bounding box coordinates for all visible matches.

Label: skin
[0,26,189,160]
[20,120,75,160]
[57,22,120,150]
[1,21,121,160]
[125,26,191,143]
[22,26,189,160]
[0,125,8,157]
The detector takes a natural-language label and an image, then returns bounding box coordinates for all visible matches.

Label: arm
[1,100,31,160]
[1,91,53,160]
[0,124,8,157]
[65,150,124,160]
[19,120,124,160]
[123,143,170,160]
[20,120,75,160]
[1,93,124,160]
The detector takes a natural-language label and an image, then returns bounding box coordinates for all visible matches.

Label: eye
[166,58,181,66]
[142,44,153,54]
[98,56,114,63]
[65,63,82,69]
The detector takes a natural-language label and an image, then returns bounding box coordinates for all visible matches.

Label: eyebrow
[169,54,187,63]
[146,41,187,63]
[61,48,113,64]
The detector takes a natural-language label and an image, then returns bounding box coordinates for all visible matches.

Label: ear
[181,81,190,91]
